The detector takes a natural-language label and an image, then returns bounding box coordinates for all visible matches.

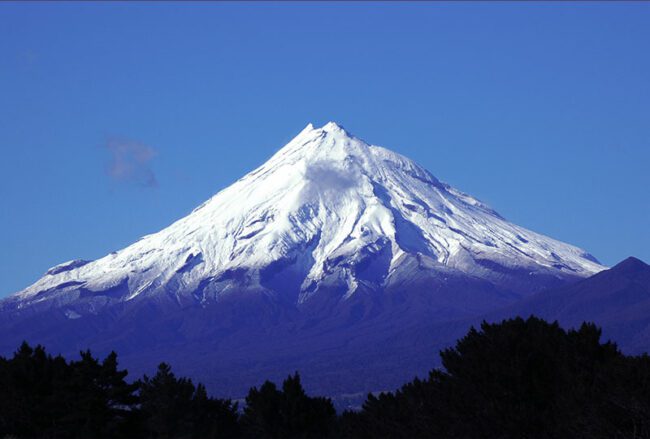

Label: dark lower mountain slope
[2,257,647,401]
[0,269,523,398]
[495,257,650,353]
[354,257,650,403]
[0,123,614,399]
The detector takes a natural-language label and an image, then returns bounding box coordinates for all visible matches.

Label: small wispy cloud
[104,138,158,188]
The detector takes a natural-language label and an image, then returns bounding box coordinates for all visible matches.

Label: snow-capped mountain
[8,122,601,312]
[0,122,606,397]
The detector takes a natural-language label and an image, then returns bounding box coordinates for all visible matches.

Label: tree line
[2,316,650,438]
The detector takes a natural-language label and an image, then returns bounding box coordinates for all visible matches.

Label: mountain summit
[0,122,605,396]
[10,122,602,310]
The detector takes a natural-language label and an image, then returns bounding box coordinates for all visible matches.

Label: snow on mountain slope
[10,122,604,311]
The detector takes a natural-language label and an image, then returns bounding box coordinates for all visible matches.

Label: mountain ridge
[491,255,650,351]
[6,122,602,310]
[0,122,612,398]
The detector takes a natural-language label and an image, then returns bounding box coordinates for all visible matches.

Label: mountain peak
[321,121,346,132]
[296,122,347,138]
[610,256,649,275]
[9,123,605,306]
[299,123,315,134]
[0,122,626,404]
[297,122,351,141]
[273,121,366,163]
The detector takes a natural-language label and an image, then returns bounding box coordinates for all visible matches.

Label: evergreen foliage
[342,316,650,438]
[2,316,650,438]
[138,362,239,438]
[241,372,336,438]
[0,342,138,438]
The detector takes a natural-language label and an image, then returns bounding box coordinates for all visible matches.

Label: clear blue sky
[1,2,649,297]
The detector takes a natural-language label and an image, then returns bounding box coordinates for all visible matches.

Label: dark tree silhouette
[0,342,138,438]
[344,316,650,438]
[242,372,336,438]
[138,362,239,439]
[4,316,650,438]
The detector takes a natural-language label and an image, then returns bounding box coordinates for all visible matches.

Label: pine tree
[348,316,650,438]
[242,372,335,438]
[138,362,239,439]
[0,342,139,438]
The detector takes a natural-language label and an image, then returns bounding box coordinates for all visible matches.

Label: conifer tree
[0,342,139,438]
[138,362,239,439]
[242,372,335,438]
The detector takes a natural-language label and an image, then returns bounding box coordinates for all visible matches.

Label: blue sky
[1,2,649,297]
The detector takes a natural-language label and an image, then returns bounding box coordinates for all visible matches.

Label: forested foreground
[2,316,650,438]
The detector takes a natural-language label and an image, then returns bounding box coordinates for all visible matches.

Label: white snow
[13,122,605,305]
